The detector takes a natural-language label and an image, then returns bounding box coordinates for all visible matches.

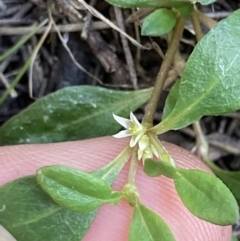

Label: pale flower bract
[138,135,159,162]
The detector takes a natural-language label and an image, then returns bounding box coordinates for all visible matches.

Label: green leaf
[152,10,240,134]
[170,2,193,18]
[37,165,123,212]
[192,0,216,5]
[207,162,240,201]
[0,86,152,145]
[129,203,176,241]
[141,9,177,36]
[143,159,178,178]
[174,168,239,225]
[0,148,129,241]
[104,0,170,8]
[214,171,240,201]
[162,80,180,119]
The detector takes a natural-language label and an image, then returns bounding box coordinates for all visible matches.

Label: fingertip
[0,138,232,241]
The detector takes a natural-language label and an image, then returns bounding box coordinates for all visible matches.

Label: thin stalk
[191,9,204,41]
[191,10,209,160]
[193,121,209,159]
[195,9,217,29]
[0,19,48,62]
[127,146,138,184]
[0,55,32,106]
[29,11,53,98]
[142,17,186,127]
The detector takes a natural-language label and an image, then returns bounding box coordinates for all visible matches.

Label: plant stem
[193,121,209,158]
[142,17,185,127]
[195,9,217,29]
[127,146,138,184]
[191,9,204,41]
[191,10,209,160]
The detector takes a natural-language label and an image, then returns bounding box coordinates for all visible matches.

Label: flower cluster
[113,112,159,162]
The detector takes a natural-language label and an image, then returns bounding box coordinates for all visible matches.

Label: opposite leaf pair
[144,159,239,225]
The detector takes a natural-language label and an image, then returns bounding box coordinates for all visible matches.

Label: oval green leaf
[170,2,193,18]
[207,162,240,201]
[104,0,170,8]
[141,9,177,36]
[144,159,178,178]
[36,165,123,212]
[175,168,239,225]
[0,86,152,145]
[0,149,128,241]
[129,203,176,241]
[152,10,240,134]
[216,170,240,201]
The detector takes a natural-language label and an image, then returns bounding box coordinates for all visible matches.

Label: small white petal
[130,112,142,128]
[113,130,132,138]
[112,113,131,129]
[130,134,143,147]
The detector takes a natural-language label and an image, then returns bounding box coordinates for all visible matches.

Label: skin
[0,137,231,241]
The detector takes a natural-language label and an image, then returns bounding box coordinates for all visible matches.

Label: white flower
[113,112,159,162]
[112,112,146,147]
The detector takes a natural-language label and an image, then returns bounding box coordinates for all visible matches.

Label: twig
[76,0,149,50]
[81,0,96,40]
[132,8,141,64]
[206,11,231,19]
[150,39,165,59]
[0,54,32,106]
[13,2,33,19]
[0,4,20,17]
[55,0,84,22]
[29,12,53,98]
[0,19,33,25]
[0,71,18,98]
[0,21,111,35]
[114,6,138,89]
[87,31,129,84]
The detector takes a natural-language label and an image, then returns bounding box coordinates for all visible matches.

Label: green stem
[142,17,186,127]
[191,9,204,41]
[193,121,209,159]
[127,146,138,184]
